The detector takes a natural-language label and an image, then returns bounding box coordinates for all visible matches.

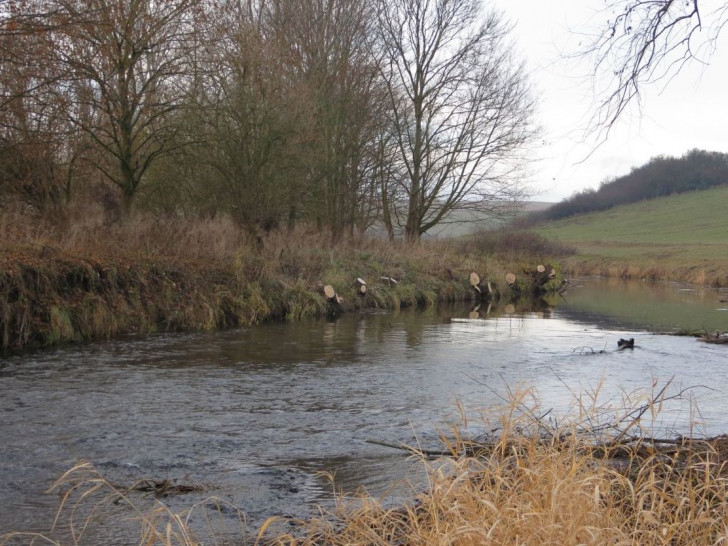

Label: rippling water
[1,277,727,543]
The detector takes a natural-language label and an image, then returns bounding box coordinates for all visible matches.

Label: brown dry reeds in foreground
[269,381,728,546]
[5,381,728,546]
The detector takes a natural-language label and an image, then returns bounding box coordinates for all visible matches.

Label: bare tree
[375,0,538,242]
[266,0,387,240]
[0,1,74,212]
[583,1,728,136]
[187,0,300,234]
[46,0,202,216]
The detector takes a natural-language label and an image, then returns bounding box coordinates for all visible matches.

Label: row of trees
[529,149,728,223]
[0,0,538,241]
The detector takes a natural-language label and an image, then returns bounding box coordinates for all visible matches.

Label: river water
[1,277,728,543]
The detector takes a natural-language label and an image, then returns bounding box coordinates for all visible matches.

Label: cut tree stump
[355,278,367,296]
[323,284,342,305]
[505,273,516,285]
[469,272,481,294]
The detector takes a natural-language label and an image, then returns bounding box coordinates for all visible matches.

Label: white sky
[491,1,728,202]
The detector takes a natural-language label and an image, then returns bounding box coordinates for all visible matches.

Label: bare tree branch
[581,0,728,139]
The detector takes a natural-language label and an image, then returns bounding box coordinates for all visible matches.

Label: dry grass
[0,461,247,546]
[560,253,728,287]
[0,201,248,264]
[268,382,728,546]
[6,382,728,545]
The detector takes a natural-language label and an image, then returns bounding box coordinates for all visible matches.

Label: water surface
[1,277,727,543]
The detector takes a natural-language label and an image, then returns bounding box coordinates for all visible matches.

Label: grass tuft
[265,381,728,545]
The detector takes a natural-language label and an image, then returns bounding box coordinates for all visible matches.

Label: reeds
[267,381,728,545]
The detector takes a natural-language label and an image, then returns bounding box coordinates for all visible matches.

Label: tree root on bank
[699,331,728,344]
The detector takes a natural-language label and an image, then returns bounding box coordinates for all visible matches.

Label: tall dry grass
[0,201,248,263]
[5,381,728,545]
[268,381,728,545]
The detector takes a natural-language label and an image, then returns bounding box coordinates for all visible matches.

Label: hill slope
[531,149,728,222]
[537,186,728,285]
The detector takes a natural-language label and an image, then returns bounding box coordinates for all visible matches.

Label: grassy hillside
[537,186,728,285]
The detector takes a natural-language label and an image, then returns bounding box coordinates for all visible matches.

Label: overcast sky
[490,1,728,202]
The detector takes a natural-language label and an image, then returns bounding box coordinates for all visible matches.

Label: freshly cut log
[355,278,367,295]
[469,272,482,294]
[505,273,516,285]
[323,284,337,300]
[537,264,546,273]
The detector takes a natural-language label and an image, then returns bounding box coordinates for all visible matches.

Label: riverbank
[532,186,728,287]
[277,395,728,545]
[558,250,728,287]
[0,211,566,353]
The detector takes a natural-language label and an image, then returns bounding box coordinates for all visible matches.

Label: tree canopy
[584,0,728,136]
[0,0,538,241]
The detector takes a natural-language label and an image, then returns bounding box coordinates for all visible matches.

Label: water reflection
[559,276,728,332]
[1,277,728,543]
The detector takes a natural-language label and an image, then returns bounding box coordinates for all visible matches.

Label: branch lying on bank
[369,378,718,469]
[365,439,449,458]
[700,331,728,344]
[116,478,205,498]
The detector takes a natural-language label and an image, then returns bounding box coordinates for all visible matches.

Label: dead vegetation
[265,379,728,545]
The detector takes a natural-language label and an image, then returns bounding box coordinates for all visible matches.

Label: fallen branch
[365,438,447,457]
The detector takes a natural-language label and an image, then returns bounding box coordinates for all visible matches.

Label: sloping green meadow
[537,186,728,284]
[541,185,728,245]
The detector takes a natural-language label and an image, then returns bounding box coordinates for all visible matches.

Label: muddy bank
[0,246,562,353]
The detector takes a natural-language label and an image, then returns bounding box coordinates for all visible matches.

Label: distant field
[536,186,728,285]
[427,200,553,238]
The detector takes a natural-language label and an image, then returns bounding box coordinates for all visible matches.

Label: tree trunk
[120,188,135,219]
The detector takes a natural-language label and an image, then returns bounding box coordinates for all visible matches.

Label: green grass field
[536,186,728,284]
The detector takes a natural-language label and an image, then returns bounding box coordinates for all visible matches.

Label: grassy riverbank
[0,205,566,353]
[535,186,728,286]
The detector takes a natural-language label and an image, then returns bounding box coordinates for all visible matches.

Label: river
[1,277,727,544]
